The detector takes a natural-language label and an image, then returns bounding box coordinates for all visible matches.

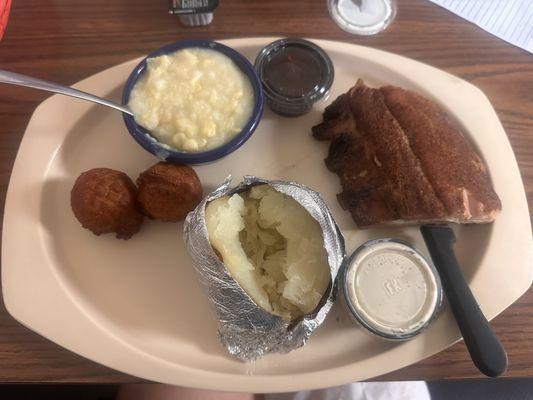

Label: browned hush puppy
[71,168,144,239]
[136,162,203,222]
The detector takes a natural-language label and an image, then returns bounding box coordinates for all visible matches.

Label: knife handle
[421,225,508,377]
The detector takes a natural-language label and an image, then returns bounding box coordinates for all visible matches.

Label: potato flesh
[205,185,330,320]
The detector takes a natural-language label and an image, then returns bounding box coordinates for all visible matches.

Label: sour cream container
[341,239,443,340]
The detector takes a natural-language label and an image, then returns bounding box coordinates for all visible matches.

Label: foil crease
[183,176,345,361]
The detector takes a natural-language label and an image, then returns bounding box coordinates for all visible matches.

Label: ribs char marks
[312,79,501,227]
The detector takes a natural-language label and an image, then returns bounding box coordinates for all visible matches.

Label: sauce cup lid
[254,38,334,111]
[168,0,219,14]
[342,238,443,340]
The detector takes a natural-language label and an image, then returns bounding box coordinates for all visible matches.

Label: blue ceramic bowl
[122,40,264,164]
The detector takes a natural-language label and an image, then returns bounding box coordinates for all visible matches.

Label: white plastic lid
[327,0,396,36]
[343,239,442,340]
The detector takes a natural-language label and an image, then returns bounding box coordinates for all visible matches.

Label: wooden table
[0,0,531,385]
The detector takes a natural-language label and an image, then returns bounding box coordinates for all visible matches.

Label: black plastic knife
[421,224,508,377]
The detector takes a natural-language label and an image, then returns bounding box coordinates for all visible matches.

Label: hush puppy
[136,162,203,222]
[71,168,144,239]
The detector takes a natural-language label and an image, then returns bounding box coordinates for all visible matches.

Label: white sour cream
[344,240,441,339]
[129,48,254,152]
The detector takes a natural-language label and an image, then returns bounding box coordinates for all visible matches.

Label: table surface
[0,0,532,385]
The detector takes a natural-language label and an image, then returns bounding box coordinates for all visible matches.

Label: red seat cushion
[0,0,12,41]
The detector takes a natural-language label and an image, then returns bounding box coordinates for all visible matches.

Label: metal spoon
[0,69,133,116]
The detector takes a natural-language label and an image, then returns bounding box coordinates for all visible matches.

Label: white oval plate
[2,38,532,392]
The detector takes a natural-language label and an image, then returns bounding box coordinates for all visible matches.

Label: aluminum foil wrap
[183,176,345,361]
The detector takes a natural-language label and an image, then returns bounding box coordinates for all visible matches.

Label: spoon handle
[421,224,508,377]
[0,69,133,115]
